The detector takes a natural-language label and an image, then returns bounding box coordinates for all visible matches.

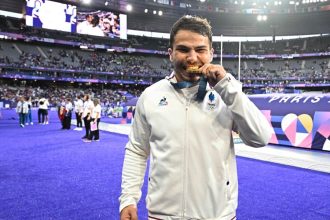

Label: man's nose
[186,50,198,63]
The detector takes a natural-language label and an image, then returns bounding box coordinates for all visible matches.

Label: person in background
[119,16,272,220]
[25,96,33,125]
[38,96,49,124]
[82,94,93,140]
[74,95,84,131]
[63,98,73,130]
[102,18,112,35]
[59,105,66,129]
[16,96,28,128]
[37,98,42,124]
[121,104,128,121]
[84,98,101,142]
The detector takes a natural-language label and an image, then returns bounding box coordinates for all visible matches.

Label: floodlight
[82,0,91,4]
[126,4,132,11]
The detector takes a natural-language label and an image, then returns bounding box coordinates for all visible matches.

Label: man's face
[103,22,111,30]
[168,30,213,83]
[86,15,93,23]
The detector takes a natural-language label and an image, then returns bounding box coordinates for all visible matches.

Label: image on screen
[25,0,77,33]
[76,10,127,39]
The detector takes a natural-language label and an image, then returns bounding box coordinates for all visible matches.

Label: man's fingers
[197,64,227,87]
[131,211,138,220]
[121,215,130,220]
[199,63,212,74]
[120,205,138,220]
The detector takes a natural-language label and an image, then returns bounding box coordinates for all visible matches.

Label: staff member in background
[81,94,93,140]
[119,15,272,220]
[84,98,101,142]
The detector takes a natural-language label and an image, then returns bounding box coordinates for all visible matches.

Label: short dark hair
[92,14,100,27]
[169,15,212,49]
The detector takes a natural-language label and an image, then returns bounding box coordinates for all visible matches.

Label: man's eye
[178,48,189,52]
[196,49,207,53]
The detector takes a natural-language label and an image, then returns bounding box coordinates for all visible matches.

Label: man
[89,14,105,37]
[119,16,272,220]
[77,14,93,35]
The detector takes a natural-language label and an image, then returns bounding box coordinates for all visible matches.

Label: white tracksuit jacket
[119,73,272,220]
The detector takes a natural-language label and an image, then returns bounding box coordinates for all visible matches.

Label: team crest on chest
[206,92,216,110]
[158,97,168,106]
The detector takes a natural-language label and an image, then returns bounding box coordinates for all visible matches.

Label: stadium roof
[1,0,329,36]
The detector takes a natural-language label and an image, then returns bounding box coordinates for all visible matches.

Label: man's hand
[199,64,227,87]
[120,205,138,220]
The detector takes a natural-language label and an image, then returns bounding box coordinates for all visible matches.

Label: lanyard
[171,75,207,101]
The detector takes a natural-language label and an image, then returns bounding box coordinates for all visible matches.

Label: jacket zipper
[182,99,190,217]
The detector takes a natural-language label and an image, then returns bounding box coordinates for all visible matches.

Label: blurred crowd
[0,42,328,85]
[0,82,142,109]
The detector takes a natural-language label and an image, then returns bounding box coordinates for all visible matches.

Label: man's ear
[210,48,214,63]
[168,48,173,62]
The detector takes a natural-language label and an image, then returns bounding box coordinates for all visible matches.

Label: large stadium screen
[25,0,77,32]
[76,10,127,39]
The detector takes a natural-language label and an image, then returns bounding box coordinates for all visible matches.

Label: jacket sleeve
[214,73,272,147]
[119,92,151,212]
